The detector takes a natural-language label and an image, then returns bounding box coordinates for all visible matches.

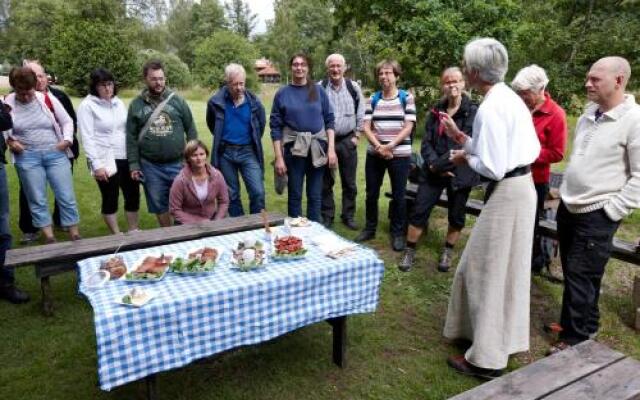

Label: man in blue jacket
[206,64,266,216]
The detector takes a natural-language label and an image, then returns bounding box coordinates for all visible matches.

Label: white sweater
[560,94,640,221]
[77,95,127,171]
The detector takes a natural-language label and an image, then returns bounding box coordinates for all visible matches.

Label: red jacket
[169,164,229,224]
[531,92,567,184]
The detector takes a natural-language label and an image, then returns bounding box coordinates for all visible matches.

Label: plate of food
[272,235,307,261]
[123,253,173,282]
[116,287,153,307]
[230,239,267,271]
[170,246,222,274]
[288,217,311,227]
[100,255,128,280]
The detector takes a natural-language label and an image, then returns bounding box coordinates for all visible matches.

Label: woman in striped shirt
[354,60,416,251]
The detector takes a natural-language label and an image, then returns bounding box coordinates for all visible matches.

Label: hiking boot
[391,236,405,252]
[398,248,416,272]
[438,247,453,272]
[0,284,30,304]
[447,355,502,380]
[355,230,375,242]
[341,218,358,231]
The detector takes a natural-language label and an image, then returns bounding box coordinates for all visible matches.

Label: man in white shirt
[550,57,640,353]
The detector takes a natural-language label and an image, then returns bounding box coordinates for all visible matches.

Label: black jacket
[421,94,479,190]
[0,100,11,164]
[49,86,79,159]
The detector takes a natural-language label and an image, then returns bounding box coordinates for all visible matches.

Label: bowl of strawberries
[272,235,307,261]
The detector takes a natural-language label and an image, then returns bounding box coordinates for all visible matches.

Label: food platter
[116,288,154,307]
[100,255,128,280]
[230,239,267,271]
[169,246,223,274]
[123,253,173,282]
[271,235,307,261]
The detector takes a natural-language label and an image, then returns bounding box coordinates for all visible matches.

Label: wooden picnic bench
[449,340,640,400]
[3,213,286,316]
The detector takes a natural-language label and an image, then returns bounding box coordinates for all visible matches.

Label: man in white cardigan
[550,56,640,353]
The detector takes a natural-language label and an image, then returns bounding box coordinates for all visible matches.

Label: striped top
[364,91,416,157]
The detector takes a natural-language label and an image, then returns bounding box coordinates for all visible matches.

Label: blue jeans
[284,144,325,222]
[217,144,265,217]
[0,164,13,284]
[140,159,182,214]
[14,149,79,228]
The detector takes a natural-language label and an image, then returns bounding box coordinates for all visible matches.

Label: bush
[137,49,192,89]
[193,31,259,92]
[50,20,137,95]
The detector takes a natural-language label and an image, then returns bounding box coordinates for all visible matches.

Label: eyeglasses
[98,82,114,87]
[292,63,308,68]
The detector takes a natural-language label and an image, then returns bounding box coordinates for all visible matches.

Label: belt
[484,165,531,203]
[222,142,252,149]
[335,131,355,141]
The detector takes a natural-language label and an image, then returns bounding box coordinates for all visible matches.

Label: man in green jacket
[126,60,197,227]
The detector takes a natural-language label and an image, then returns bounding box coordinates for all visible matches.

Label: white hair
[511,64,549,92]
[224,63,246,82]
[463,38,509,84]
[325,53,346,70]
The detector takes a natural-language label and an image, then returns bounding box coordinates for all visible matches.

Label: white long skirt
[443,173,537,370]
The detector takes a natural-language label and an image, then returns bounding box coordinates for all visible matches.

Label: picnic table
[450,340,640,399]
[76,222,385,397]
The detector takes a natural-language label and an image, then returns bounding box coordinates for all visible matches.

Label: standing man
[0,99,29,303]
[550,57,640,353]
[126,60,198,227]
[21,60,79,242]
[206,63,266,216]
[320,53,365,230]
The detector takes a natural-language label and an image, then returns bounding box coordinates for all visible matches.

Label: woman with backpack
[355,59,416,251]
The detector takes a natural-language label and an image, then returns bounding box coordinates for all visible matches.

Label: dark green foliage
[137,49,193,89]
[50,19,138,94]
[193,30,259,91]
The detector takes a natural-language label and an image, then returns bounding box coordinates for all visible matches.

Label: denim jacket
[206,87,266,170]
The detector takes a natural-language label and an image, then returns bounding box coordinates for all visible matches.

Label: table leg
[146,374,157,400]
[328,316,347,368]
[41,276,54,317]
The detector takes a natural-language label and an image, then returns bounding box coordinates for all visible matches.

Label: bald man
[550,57,640,353]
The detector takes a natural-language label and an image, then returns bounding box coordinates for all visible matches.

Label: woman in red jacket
[511,64,567,274]
[169,140,229,224]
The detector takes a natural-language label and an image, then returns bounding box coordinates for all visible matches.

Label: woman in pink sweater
[169,140,229,224]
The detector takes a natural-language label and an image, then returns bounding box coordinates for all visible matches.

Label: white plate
[271,236,308,261]
[115,292,154,307]
[84,270,110,289]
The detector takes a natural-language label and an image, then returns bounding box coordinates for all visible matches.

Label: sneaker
[0,284,30,304]
[546,341,572,356]
[20,232,39,244]
[398,248,416,272]
[438,247,453,272]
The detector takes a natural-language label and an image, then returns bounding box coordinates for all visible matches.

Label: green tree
[137,49,192,88]
[50,19,138,94]
[224,0,257,38]
[165,0,227,67]
[193,30,259,90]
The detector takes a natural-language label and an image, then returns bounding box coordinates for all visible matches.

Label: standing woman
[355,60,416,251]
[4,67,80,243]
[442,38,540,379]
[169,140,229,224]
[270,53,337,221]
[78,68,140,234]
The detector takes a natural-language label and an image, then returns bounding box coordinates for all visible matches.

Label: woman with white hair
[440,38,540,379]
[511,65,567,274]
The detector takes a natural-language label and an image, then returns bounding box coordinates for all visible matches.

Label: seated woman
[78,68,140,234]
[169,140,229,224]
[4,67,80,243]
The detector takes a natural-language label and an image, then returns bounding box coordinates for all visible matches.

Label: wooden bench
[450,340,640,400]
[3,213,286,316]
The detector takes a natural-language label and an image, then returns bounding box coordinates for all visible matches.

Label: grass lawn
[0,84,639,399]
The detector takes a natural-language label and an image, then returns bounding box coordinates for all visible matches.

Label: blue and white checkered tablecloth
[77,223,385,391]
